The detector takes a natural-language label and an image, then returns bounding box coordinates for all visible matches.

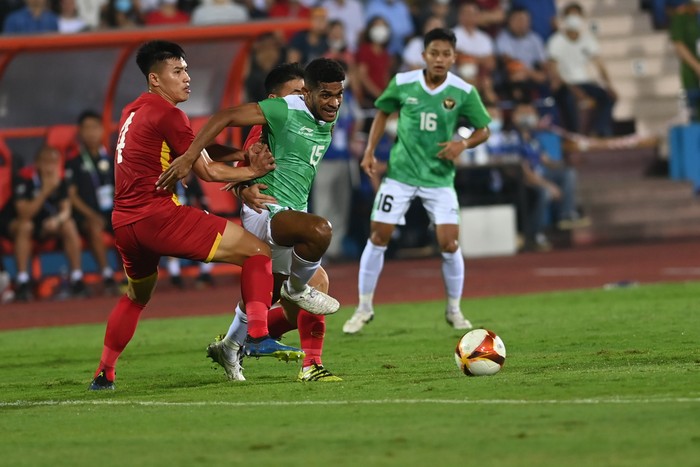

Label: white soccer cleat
[445,310,473,330]
[206,339,245,381]
[280,281,340,315]
[342,308,374,334]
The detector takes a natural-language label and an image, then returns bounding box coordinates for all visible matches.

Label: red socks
[96,295,145,381]
[298,312,325,367]
[267,305,296,339]
[240,254,273,339]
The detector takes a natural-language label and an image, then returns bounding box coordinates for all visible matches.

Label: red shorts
[114,205,228,280]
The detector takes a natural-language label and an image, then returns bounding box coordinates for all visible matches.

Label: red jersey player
[89,40,305,390]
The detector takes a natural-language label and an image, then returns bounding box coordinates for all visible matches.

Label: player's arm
[156,103,266,191]
[191,142,275,183]
[361,110,390,177]
[204,144,247,163]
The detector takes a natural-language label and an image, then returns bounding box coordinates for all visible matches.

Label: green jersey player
[158,58,345,358]
[344,27,491,334]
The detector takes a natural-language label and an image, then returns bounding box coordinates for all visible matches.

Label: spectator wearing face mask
[546,2,617,136]
[355,16,393,111]
[100,0,143,29]
[321,0,365,53]
[510,101,586,251]
[364,0,414,57]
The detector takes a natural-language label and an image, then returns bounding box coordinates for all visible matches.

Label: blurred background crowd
[0,0,695,303]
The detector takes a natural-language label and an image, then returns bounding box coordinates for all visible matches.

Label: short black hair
[563,2,584,15]
[77,109,101,126]
[424,27,456,50]
[135,40,186,78]
[304,58,345,90]
[264,62,306,95]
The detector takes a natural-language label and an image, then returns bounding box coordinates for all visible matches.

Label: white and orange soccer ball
[454,329,506,376]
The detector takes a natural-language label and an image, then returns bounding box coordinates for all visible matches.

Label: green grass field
[1,282,699,467]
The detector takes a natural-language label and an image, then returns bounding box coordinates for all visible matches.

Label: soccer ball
[454,329,506,376]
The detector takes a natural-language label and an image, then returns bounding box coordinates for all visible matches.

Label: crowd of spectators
[1,0,636,301]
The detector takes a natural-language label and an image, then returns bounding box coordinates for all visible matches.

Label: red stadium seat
[190,116,228,145]
[200,181,240,218]
[45,124,79,161]
[0,136,12,213]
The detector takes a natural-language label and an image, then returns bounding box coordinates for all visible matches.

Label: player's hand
[41,172,61,195]
[546,183,562,201]
[360,151,377,177]
[156,151,197,191]
[247,143,276,177]
[437,141,464,162]
[240,183,277,213]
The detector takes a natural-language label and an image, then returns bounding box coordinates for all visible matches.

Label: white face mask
[459,62,478,80]
[488,119,502,133]
[563,14,584,32]
[516,114,538,130]
[369,24,390,44]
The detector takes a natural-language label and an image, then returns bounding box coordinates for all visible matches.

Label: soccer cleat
[195,273,215,289]
[14,282,33,302]
[243,335,305,362]
[342,308,374,334]
[89,370,115,390]
[445,310,473,330]
[297,363,343,382]
[70,279,90,298]
[206,338,245,381]
[280,280,340,315]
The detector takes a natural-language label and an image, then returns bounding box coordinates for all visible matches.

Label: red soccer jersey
[112,93,195,229]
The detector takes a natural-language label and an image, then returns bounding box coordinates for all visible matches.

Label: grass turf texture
[1,282,699,466]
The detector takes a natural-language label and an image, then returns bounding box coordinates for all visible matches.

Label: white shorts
[370,178,460,226]
[240,204,293,275]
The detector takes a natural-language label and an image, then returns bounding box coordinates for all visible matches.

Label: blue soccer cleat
[243,335,305,362]
[88,369,115,391]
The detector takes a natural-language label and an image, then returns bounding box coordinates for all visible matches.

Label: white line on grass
[2,397,699,409]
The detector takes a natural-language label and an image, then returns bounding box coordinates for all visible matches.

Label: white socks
[357,240,387,310]
[287,250,321,294]
[223,304,248,348]
[441,248,465,313]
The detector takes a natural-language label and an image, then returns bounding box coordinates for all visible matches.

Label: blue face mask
[488,119,503,133]
[115,0,132,13]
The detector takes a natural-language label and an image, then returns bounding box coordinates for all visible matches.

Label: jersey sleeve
[258,98,289,135]
[157,106,195,157]
[460,88,491,129]
[374,77,402,114]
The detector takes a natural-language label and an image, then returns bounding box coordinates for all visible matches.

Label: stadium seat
[200,181,240,218]
[190,116,228,145]
[45,124,79,161]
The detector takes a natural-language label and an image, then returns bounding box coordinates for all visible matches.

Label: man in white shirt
[546,3,616,136]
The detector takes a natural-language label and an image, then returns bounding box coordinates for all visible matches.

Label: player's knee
[309,218,332,248]
[440,239,460,254]
[15,219,34,237]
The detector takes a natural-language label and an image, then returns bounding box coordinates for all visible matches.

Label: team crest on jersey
[442,98,456,110]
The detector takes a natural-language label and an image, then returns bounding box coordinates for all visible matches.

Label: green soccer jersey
[255,95,335,211]
[375,69,491,188]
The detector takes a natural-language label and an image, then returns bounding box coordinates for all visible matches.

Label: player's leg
[270,210,340,315]
[56,217,88,296]
[82,215,115,288]
[206,216,303,363]
[9,218,34,301]
[344,178,415,334]
[90,224,159,390]
[421,186,472,330]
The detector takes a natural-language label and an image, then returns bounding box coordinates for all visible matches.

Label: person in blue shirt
[3,0,58,35]
[511,101,586,251]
